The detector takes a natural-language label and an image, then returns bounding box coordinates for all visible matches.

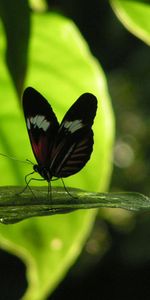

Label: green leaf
[110,0,150,45]
[0,0,30,95]
[0,187,149,224]
[0,12,114,300]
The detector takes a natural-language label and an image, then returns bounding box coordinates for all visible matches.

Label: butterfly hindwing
[23,87,59,166]
[49,93,97,177]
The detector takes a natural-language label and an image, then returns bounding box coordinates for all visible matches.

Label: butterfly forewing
[60,92,97,127]
[49,93,97,178]
[23,87,59,167]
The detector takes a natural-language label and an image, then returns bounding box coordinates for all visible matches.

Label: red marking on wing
[30,133,50,166]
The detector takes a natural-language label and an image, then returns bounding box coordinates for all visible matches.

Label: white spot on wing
[63,120,84,133]
[27,118,31,129]
[36,116,44,127]
[31,115,37,125]
[41,119,50,131]
[27,115,50,131]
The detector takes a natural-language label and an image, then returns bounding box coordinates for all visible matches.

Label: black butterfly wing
[49,93,98,178]
[22,87,59,166]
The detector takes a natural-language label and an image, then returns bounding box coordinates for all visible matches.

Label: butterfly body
[23,87,97,182]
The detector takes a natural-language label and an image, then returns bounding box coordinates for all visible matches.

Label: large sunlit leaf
[0,12,114,300]
[110,0,150,45]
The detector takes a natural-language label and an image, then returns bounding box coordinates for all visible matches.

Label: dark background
[0,1,150,299]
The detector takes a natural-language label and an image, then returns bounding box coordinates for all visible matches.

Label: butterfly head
[33,164,52,182]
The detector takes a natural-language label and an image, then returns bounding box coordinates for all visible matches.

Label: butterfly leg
[47,181,52,203]
[17,172,45,199]
[16,171,35,196]
[61,178,77,200]
[24,176,46,199]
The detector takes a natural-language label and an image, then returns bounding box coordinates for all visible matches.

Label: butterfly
[22,87,97,187]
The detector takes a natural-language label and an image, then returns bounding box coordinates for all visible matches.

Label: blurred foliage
[0,0,30,96]
[111,0,150,45]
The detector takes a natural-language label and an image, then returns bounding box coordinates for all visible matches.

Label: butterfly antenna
[26,159,34,165]
[61,178,77,199]
[0,153,32,165]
